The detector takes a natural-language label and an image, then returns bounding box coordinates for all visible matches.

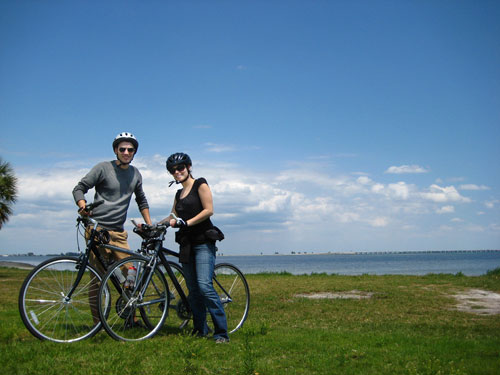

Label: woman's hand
[170,217,187,228]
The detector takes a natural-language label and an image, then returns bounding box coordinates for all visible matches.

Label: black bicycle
[18,201,154,343]
[97,223,250,341]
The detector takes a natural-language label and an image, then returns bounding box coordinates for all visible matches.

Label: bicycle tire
[18,256,104,343]
[212,263,250,334]
[98,256,169,341]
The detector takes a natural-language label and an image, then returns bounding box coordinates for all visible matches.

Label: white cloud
[370,217,389,227]
[420,185,471,203]
[385,165,429,174]
[466,224,485,232]
[356,176,372,185]
[388,182,411,200]
[18,169,84,203]
[459,184,490,191]
[436,205,455,214]
[205,143,235,153]
[2,155,498,255]
[370,181,413,200]
[484,200,499,209]
[371,183,385,194]
[490,223,500,231]
[439,225,453,232]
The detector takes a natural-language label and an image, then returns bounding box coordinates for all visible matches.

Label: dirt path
[452,289,500,315]
[295,288,500,316]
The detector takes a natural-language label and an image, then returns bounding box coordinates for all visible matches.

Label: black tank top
[175,178,214,237]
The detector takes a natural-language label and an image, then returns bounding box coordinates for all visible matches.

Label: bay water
[2,251,499,276]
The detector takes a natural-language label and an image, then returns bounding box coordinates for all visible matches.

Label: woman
[162,152,229,343]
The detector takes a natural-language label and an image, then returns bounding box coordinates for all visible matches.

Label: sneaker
[215,337,230,344]
[191,329,208,338]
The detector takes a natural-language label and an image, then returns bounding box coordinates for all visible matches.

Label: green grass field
[1,266,500,374]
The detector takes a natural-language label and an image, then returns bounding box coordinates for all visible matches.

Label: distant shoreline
[0,261,35,269]
[1,249,500,258]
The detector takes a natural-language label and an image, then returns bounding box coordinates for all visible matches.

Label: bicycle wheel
[98,256,169,341]
[158,261,191,331]
[212,263,250,334]
[18,256,104,343]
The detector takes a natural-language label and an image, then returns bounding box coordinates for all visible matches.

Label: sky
[0,0,499,255]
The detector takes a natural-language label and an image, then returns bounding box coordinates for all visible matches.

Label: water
[215,251,500,276]
[2,251,499,276]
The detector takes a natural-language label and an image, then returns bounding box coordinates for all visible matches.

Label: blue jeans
[182,242,229,340]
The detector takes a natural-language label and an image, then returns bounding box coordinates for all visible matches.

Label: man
[73,131,152,268]
[73,132,151,324]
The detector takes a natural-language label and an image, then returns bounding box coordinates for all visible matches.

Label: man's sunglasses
[170,165,186,173]
[119,147,135,153]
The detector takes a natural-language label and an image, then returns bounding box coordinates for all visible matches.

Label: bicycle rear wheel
[212,263,250,334]
[98,257,169,341]
[18,256,104,343]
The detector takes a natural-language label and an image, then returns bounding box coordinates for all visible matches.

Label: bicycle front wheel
[212,263,250,334]
[18,256,103,343]
[98,257,169,341]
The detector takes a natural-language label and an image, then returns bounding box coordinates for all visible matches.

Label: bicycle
[97,222,250,341]
[18,200,154,343]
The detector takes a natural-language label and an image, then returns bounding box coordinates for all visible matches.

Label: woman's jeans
[182,242,229,340]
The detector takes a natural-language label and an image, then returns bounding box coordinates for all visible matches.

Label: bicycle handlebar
[76,200,104,227]
[133,223,168,240]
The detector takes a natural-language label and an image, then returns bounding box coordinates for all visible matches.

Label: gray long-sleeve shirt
[72,161,149,231]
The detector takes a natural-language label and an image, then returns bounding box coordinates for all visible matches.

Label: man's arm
[141,208,152,225]
[72,163,103,205]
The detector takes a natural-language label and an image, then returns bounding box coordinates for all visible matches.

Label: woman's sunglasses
[170,165,186,173]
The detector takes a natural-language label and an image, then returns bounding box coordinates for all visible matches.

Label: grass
[1,266,500,374]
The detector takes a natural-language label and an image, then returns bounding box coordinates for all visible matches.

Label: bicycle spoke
[19,257,103,343]
[212,264,250,334]
[98,257,169,341]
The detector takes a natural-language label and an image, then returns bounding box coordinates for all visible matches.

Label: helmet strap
[168,171,192,187]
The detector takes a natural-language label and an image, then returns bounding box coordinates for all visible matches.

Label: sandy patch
[453,289,500,315]
[295,290,374,300]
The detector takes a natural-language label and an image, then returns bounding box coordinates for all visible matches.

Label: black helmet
[166,152,192,173]
[112,132,139,152]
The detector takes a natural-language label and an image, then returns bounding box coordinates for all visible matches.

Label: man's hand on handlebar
[77,200,104,217]
[78,206,91,217]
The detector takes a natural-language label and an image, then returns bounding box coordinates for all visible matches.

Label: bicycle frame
[66,217,140,301]
[105,224,192,320]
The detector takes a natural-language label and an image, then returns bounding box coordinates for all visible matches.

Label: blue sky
[1,0,499,255]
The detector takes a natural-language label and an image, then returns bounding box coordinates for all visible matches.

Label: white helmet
[112,132,139,152]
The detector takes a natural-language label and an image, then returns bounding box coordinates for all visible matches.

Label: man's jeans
[182,242,229,340]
